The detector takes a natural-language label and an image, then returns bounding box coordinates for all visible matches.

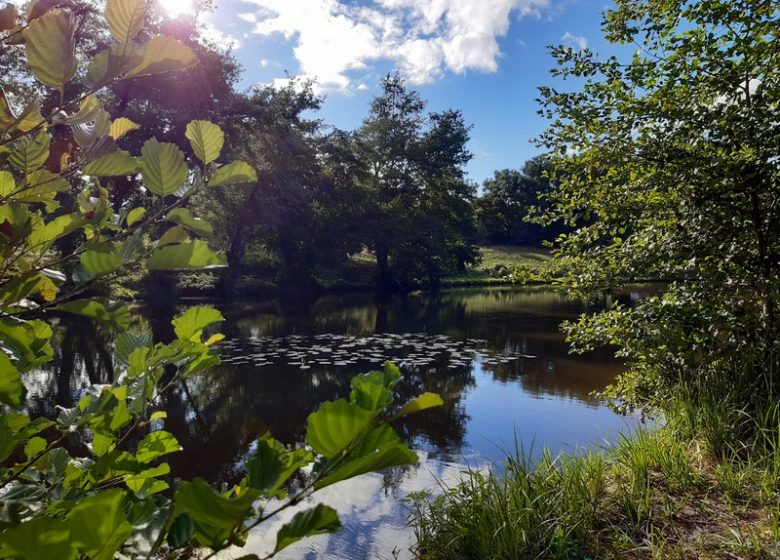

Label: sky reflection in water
[27,287,646,559]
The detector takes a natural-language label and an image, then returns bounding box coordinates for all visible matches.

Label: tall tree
[356,73,478,289]
[537,0,780,410]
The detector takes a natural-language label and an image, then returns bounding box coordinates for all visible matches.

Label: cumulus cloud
[240,0,549,91]
[561,31,588,50]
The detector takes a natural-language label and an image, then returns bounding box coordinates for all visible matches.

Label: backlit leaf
[105,0,147,43]
[109,117,140,140]
[185,120,224,164]
[79,243,124,277]
[66,490,133,560]
[0,352,25,407]
[147,240,226,270]
[398,392,444,416]
[8,131,50,173]
[126,207,146,227]
[54,300,132,331]
[306,399,373,458]
[172,305,223,341]
[136,430,181,463]
[23,9,77,88]
[139,138,187,196]
[83,150,138,176]
[166,207,213,237]
[208,160,257,187]
[127,37,198,77]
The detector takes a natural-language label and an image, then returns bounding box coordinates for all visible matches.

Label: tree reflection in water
[26,286,637,491]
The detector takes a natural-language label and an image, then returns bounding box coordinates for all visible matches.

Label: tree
[199,80,336,295]
[535,0,780,412]
[0,1,440,558]
[475,157,559,246]
[356,73,479,289]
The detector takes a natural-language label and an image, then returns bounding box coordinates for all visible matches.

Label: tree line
[45,18,558,295]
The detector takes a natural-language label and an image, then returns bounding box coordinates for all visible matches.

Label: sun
[161,0,194,18]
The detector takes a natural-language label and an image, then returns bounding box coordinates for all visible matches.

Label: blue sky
[198,0,619,183]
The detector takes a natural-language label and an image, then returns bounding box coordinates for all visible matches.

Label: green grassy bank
[410,383,780,560]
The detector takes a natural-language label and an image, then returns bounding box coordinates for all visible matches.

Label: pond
[25,286,645,559]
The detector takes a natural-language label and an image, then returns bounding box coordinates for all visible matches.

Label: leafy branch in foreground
[0,0,442,558]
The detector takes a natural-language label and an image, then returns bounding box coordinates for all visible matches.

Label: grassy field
[441,245,550,287]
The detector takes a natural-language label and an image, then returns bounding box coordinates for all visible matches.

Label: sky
[196,0,621,183]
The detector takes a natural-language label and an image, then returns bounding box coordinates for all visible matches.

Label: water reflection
[26,286,646,559]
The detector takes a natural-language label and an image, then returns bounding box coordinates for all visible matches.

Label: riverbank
[112,245,551,299]
[410,390,780,560]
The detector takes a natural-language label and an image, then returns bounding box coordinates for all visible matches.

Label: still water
[26,287,643,559]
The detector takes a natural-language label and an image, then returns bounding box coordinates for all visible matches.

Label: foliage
[474,157,563,246]
[533,0,780,414]
[355,73,480,289]
[0,1,440,558]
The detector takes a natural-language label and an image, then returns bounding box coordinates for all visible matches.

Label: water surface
[27,287,643,559]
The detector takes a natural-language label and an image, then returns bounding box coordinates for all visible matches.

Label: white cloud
[199,19,242,50]
[561,31,588,50]
[240,0,549,92]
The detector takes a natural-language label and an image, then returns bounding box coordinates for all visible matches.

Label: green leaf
[274,504,341,553]
[8,131,50,173]
[316,424,406,488]
[0,317,53,371]
[208,160,257,187]
[0,272,56,306]
[105,0,147,43]
[0,352,25,407]
[54,300,132,331]
[245,435,313,497]
[306,399,373,458]
[166,513,194,548]
[109,117,140,140]
[24,436,46,459]
[85,44,139,87]
[23,9,77,88]
[124,463,170,495]
[158,225,189,246]
[399,392,444,416]
[0,170,14,196]
[0,516,75,560]
[127,37,198,77]
[79,243,124,277]
[172,305,223,341]
[166,207,213,237]
[185,120,224,164]
[139,138,188,196]
[173,478,259,549]
[126,207,146,227]
[147,239,226,270]
[115,331,152,366]
[136,430,182,463]
[83,150,139,176]
[28,213,83,249]
[66,490,133,560]
[350,376,391,411]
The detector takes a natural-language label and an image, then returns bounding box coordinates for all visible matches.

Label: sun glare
[162,0,194,18]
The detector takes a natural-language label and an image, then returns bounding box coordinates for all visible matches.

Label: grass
[410,425,780,560]
[441,245,550,287]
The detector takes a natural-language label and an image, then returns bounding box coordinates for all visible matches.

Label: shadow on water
[25,286,649,559]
